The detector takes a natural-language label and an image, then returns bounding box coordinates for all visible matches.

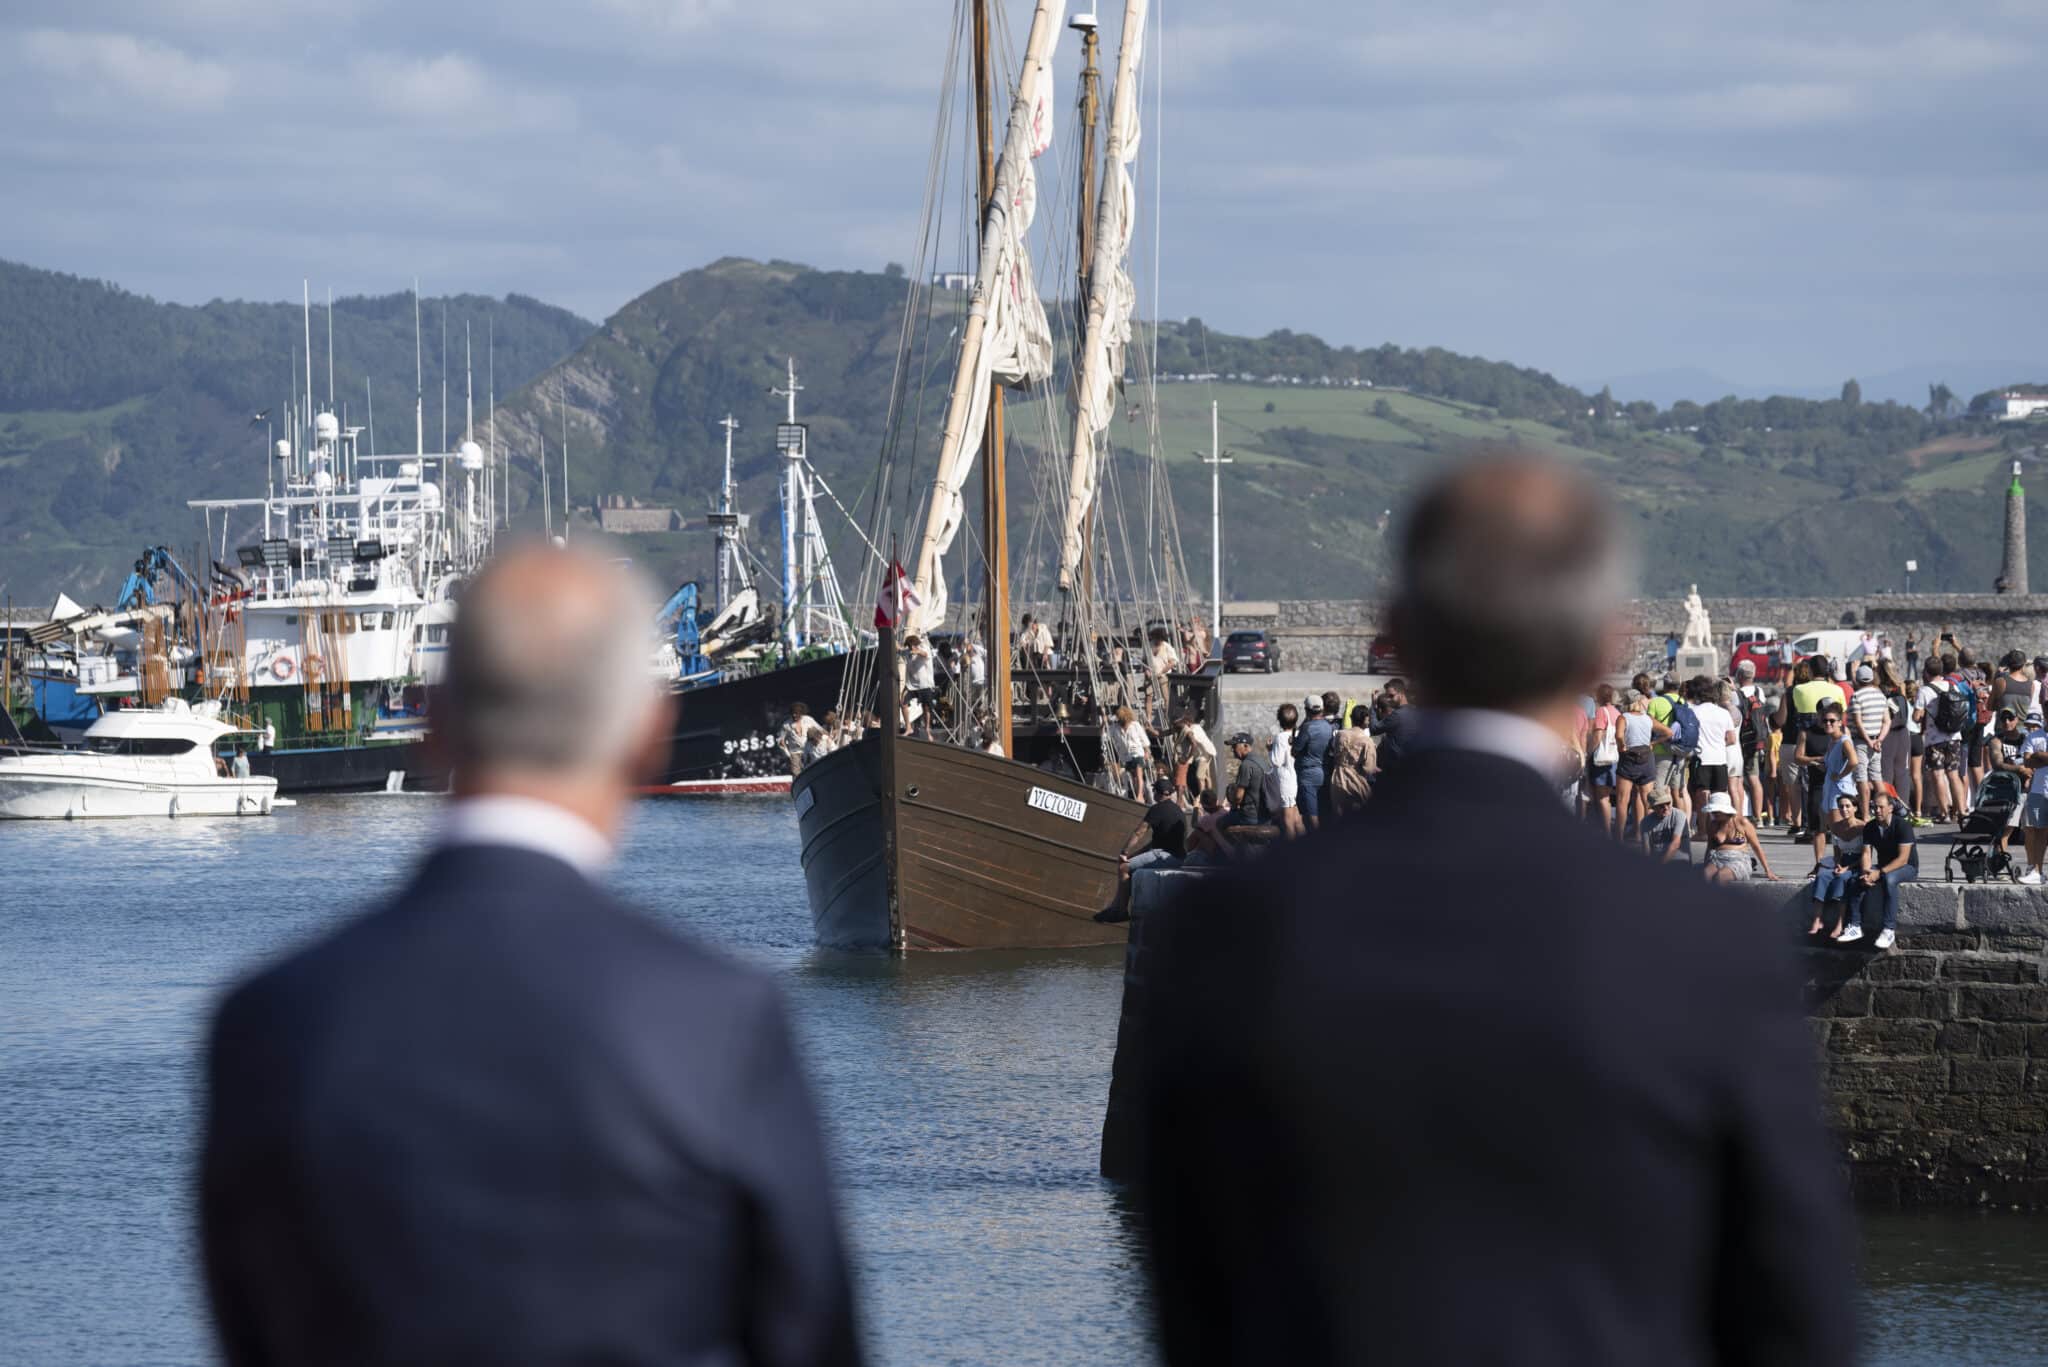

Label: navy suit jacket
[201,843,861,1367]
[1137,747,1856,1367]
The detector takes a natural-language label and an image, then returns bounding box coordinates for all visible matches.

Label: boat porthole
[905,785,920,799]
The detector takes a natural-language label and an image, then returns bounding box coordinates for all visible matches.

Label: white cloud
[21,29,231,112]
[350,52,574,132]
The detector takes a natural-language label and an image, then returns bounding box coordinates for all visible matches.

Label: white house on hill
[2000,388,2048,421]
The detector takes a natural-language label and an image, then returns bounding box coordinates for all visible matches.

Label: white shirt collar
[441,794,613,878]
[1411,707,1573,783]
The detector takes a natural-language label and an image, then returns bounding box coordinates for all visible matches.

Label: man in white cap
[1849,662,1890,820]
[1292,694,1333,831]
[1732,660,1769,825]
[2020,708,2048,884]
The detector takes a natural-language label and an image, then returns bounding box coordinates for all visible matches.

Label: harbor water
[2,797,2044,1365]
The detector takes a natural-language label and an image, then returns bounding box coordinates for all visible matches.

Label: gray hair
[443,543,662,775]
[1389,454,1630,709]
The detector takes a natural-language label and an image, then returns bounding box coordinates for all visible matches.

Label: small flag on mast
[875,562,920,630]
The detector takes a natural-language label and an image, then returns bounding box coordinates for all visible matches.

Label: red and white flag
[875,562,920,630]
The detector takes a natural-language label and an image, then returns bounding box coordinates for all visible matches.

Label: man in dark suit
[200,545,862,1367]
[1137,458,1855,1366]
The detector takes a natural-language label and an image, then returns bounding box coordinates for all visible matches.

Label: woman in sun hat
[1699,790,1779,884]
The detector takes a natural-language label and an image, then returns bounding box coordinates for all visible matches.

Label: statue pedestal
[1673,647,1719,679]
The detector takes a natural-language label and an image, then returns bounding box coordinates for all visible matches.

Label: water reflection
[0,797,2042,1366]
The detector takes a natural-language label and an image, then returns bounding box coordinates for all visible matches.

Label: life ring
[271,655,295,681]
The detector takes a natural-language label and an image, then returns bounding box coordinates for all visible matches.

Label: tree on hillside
[1841,378,1862,407]
[1594,384,1615,423]
[1926,382,1955,421]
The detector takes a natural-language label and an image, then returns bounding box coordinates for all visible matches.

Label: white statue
[1680,585,1712,651]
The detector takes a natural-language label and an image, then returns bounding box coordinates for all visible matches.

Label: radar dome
[314,411,339,443]
[459,440,485,471]
[420,482,443,512]
[274,440,292,461]
[313,469,335,492]
[400,461,422,480]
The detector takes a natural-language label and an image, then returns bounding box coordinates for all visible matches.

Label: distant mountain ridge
[1585,361,2041,410]
[0,259,593,604]
[2,255,2043,607]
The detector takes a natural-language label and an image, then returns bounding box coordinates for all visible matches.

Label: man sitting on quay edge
[1135,454,1853,1366]
[1096,777,1189,924]
[199,544,862,1367]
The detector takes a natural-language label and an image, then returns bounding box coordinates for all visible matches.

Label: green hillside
[488,259,2047,601]
[0,260,593,605]
[5,254,2043,607]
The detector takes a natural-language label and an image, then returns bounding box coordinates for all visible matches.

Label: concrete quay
[1104,862,2048,1209]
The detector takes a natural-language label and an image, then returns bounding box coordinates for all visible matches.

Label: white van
[1787,629,1868,663]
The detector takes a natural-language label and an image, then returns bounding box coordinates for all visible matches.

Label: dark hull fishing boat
[795,627,1142,950]
[795,0,1203,952]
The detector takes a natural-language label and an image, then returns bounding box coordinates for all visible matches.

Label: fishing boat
[641,360,873,796]
[795,0,1213,950]
[0,698,277,820]
[31,291,505,793]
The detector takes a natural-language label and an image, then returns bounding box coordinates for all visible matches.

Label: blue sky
[4,0,2044,393]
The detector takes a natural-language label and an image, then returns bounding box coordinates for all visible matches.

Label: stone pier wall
[1104,872,2048,1208]
[986,594,2048,675]
[1799,881,2048,1208]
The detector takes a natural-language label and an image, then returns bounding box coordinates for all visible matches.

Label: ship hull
[793,733,1143,951]
[246,739,446,794]
[643,649,865,795]
[0,772,276,820]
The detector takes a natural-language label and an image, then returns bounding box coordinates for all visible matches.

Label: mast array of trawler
[176,287,504,791]
[794,0,1211,951]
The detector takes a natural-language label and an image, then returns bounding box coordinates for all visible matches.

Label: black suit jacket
[1138,747,1855,1367]
[201,844,861,1367]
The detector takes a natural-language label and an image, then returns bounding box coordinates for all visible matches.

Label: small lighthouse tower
[2000,460,2028,595]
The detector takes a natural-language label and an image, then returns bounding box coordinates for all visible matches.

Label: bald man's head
[1388,456,1628,711]
[443,543,663,778]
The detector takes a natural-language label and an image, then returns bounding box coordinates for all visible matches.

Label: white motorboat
[0,699,278,820]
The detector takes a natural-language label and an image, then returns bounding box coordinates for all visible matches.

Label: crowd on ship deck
[773,615,1221,780]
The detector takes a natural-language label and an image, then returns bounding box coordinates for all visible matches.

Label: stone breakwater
[1002,594,2048,674]
[1788,880,2048,1209]
[1104,872,2048,1209]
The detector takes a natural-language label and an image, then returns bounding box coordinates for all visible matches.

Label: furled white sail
[1057,0,1147,591]
[908,0,1063,635]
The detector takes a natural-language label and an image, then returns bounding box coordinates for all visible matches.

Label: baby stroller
[1946,770,2023,883]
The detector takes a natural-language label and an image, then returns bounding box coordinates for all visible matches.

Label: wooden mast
[973,0,1013,756]
[1073,15,1102,623]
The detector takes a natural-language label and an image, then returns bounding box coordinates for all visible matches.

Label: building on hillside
[1999,388,2048,421]
[596,495,682,534]
[931,271,973,291]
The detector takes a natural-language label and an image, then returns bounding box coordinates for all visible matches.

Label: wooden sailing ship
[795,0,1201,951]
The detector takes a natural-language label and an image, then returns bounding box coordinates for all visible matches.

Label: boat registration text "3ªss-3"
[1026,786,1087,823]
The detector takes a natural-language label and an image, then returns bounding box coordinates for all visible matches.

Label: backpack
[1668,700,1701,757]
[1934,681,1973,735]
[1739,688,1773,751]
[1971,671,1993,726]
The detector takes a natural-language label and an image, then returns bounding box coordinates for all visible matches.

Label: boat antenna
[540,433,551,538]
[717,413,738,609]
[413,280,424,457]
[301,280,313,446]
[487,317,500,540]
[558,374,570,542]
[366,377,376,458]
[440,301,448,454]
[325,284,335,413]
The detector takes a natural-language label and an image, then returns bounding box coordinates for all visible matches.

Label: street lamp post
[1906,558,1917,595]
[1202,399,1232,646]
